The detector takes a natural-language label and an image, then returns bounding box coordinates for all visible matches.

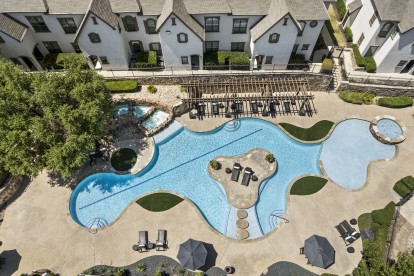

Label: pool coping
[370,115,406,144]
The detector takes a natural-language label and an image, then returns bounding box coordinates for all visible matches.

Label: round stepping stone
[236,229,249,240]
[237,210,248,219]
[236,219,249,229]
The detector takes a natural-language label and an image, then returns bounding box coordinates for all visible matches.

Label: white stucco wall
[77,14,129,70]
[251,15,298,69]
[294,20,324,60]
[193,14,262,54]
[159,14,203,69]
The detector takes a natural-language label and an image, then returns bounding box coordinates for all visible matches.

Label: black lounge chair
[283,101,291,113]
[341,220,361,239]
[231,163,242,182]
[236,101,243,113]
[138,230,149,252]
[335,225,354,245]
[269,101,276,112]
[241,167,253,186]
[212,103,219,115]
[197,103,206,116]
[250,101,259,114]
[155,229,168,251]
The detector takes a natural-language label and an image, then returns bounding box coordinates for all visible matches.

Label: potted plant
[210,159,222,170]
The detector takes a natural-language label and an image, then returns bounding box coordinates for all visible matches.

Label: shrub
[105,80,138,93]
[362,93,375,105]
[195,273,205,276]
[377,97,413,108]
[136,262,146,272]
[209,159,221,170]
[372,202,395,227]
[393,176,414,197]
[402,176,414,190]
[147,85,157,93]
[344,27,353,42]
[320,58,333,74]
[0,168,8,185]
[288,54,306,64]
[352,44,366,67]
[358,213,373,230]
[114,268,129,276]
[204,51,250,69]
[365,56,377,73]
[339,90,374,105]
[337,0,346,20]
[44,53,88,69]
[136,51,157,68]
[265,154,275,163]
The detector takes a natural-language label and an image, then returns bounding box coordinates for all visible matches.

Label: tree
[0,58,113,178]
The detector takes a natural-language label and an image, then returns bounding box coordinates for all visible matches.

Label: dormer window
[378,22,393,38]
[269,33,280,43]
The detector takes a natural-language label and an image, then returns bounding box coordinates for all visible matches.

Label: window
[71,42,82,53]
[88,32,101,43]
[172,18,176,25]
[233,19,248,33]
[181,56,188,64]
[265,56,273,64]
[149,42,161,54]
[283,18,289,25]
[100,56,109,64]
[57,18,77,34]
[231,42,245,51]
[43,41,62,53]
[26,16,50,32]
[205,17,220,32]
[0,36,4,43]
[369,13,376,27]
[310,20,318,28]
[302,44,310,50]
[92,17,98,24]
[122,16,138,32]
[177,33,188,43]
[397,60,407,67]
[298,21,306,36]
[357,33,365,45]
[205,41,219,52]
[378,22,393,38]
[145,19,157,34]
[268,33,280,43]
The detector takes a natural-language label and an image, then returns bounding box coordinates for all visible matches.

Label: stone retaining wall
[113,73,332,92]
[339,81,414,97]
[348,76,414,88]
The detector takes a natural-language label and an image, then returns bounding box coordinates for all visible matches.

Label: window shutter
[144,20,149,34]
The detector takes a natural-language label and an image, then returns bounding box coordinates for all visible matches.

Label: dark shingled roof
[139,0,166,15]
[373,0,414,33]
[0,0,48,13]
[89,0,119,29]
[226,0,270,15]
[183,0,231,14]
[286,0,329,21]
[0,13,27,41]
[47,0,90,14]
[109,0,141,13]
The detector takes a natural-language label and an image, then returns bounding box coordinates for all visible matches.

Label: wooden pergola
[182,77,316,117]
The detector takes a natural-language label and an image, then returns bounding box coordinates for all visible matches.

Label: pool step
[86,218,108,230]
[269,210,285,229]
[224,119,241,132]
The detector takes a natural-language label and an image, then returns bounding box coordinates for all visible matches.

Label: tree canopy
[0,58,113,178]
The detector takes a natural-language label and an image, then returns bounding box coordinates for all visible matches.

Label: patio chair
[269,101,276,113]
[341,220,361,239]
[241,167,253,186]
[138,230,149,252]
[300,247,304,255]
[283,101,291,113]
[155,229,168,251]
[236,101,243,113]
[231,163,242,182]
[212,103,219,115]
[197,103,206,116]
[250,101,259,114]
[335,224,354,245]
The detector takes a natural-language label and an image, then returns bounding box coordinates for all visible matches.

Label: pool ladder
[224,119,241,132]
[86,218,108,234]
[269,210,289,229]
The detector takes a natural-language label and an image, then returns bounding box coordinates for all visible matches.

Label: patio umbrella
[0,249,22,275]
[304,235,335,268]
[177,239,208,271]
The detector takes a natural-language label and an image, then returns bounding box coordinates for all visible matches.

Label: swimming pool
[114,104,129,117]
[142,110,169,131]
[133,105,151,118]
[70,118,322,235]
[376,119,402,139]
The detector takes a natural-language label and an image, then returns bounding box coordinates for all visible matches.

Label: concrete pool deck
[0,92,413,275]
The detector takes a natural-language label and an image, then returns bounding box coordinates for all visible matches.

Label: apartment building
[344,0,414,74]
[0,0,329,71]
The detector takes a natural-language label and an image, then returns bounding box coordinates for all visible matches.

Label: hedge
[377,97,413,108]
[365,56,377,73]
[0,168,8,185]
[337,0,346,21]
[44,53,88,69]
[344,27,353,42]
[105,80,138,93]
[352,44,366,67]
[204,51,250,70]
[339,90,375,105]
[320,58,333,74]
[136,51,157,68]
[393,176,414,197]
[288,54,306,64]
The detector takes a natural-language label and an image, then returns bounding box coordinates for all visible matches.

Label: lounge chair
[283,101,291,113]
[138,231,149,252]
[236,101,243,113]
[269,101,276,113]
[231,163,242,182]
[155,229,168,251]
[250,101,259,114]
[335,225,354,245]
[197,103,205,116]
[341,220,361,239]
[212,103,219,115]
[241,167,253,186]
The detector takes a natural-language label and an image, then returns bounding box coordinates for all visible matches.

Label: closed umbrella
[177,239,207,271]
[304,235,335,268]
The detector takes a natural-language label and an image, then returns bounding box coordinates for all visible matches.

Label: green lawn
[110,148,137,171]
[377,97,413,108]
[393,176,414,197]
[290,176,328,195]
[105,80,138,93]
[136,192,183,212]
[279,120,334,141]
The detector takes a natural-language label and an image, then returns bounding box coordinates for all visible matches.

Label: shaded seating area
[156,229,168,251]
[303,235,335,269]
[231,163,242,182]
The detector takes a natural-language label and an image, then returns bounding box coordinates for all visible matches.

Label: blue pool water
[70,118,322,235]
[114,104,129,117]
[377,119,402,139]
[320,119,395,189]
[133,105,151,118]
[142,110,169,131]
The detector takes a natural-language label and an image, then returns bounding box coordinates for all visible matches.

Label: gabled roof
[372,0,414,33]
[286,0,329,21]
[0,13,27,41]
[109,0,141,13]
[226,0,270,15]
[0,0,48,13]
[250,0,298,42]
[156,0,204,40]
[139,0,166,15]
[183,0,231,14]
[347,0,363,14]
[47,0,90,14]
